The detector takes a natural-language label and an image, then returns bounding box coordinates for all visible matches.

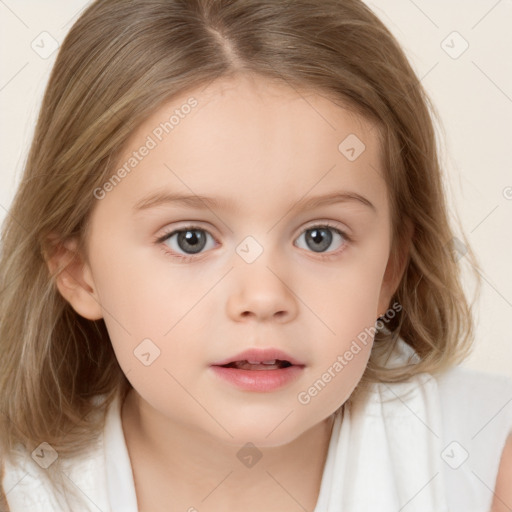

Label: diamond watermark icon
[31,442,58,469]
[338,134,366,161]
[236,442,263,468]
[31,32,59,59]
[236,236,264,264]
[441,440,469,469]
[441,31,469,59]
[134,338,161,366]
[446,237,467,262]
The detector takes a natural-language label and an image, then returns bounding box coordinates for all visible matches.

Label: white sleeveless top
[2,339,512,511]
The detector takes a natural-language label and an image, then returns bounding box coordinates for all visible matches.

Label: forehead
[109,73,387,215]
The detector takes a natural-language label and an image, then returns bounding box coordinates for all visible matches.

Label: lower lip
[210,365,305,392]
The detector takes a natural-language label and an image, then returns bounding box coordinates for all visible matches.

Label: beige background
[0,0,511,378]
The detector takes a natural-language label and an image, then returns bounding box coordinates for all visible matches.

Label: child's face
[76,73,400,445]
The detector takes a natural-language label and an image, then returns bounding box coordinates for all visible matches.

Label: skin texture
[50,73,410,511]
[491,433,512,512]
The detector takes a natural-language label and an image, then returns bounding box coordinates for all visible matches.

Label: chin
[211,417,311,449]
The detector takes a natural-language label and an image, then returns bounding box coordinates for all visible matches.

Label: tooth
[246,359,276,365]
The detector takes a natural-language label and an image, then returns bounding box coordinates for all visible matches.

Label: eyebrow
[132,190,376,214]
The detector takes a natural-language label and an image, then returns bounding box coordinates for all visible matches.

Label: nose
[226,262,298,323]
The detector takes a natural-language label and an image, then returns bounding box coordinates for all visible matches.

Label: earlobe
[45,235,103,321]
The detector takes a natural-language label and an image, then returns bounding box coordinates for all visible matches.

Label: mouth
[209,348,305,391]
[217,359,295,371]
[211,348,305,368]
[210,359,304,392]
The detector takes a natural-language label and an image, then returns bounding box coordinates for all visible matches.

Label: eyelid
[154,219,351,243]
[155,219,352,261]
[297,219,352,241]
[154,221,219,244]
[155,223,218,263]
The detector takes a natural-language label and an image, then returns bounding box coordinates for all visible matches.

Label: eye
[155,222,350,262]
[156,225,216,261]
[294,223,349,256]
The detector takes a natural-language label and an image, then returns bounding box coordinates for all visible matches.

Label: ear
[44,235,103,320]
[377,218,414,316]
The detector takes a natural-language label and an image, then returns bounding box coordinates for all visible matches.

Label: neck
[121,388,337,512]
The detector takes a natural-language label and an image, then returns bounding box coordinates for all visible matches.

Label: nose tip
[227,265,297,323]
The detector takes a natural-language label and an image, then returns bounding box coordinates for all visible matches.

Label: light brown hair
[0,0,480,507]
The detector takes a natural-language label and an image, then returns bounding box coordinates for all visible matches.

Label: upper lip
[211,348,305,366]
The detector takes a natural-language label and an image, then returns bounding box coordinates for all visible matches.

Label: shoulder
[2,441,108,512]
[434,364,512,447]
[492,432,512,512]
[1,395,113,511]
[435,365,512,430]
[434,365,512,509]
[435,364,512,397]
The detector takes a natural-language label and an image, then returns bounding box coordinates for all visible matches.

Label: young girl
[1,0,511,511]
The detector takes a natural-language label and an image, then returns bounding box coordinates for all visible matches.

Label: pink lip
[210,347,305,392]
[211,348,305,367]
[210,365,304,392]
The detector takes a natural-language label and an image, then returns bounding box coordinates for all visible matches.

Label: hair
[0,0,481,507]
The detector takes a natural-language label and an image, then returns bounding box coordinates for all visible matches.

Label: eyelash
[154,222,351,263]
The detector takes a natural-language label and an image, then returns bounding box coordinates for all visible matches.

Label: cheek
[307,241,388,336]
[299,247,388,408]
[91,241,200,329]
[88,243,212,378]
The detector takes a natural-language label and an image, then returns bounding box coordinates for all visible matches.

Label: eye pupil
[178,230,206,254]
[306,227,332,252]
[165,225,343,260]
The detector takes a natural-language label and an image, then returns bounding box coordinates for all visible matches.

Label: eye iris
[170,227,337,256]
[178,230,206,254]
[306,227,332,252]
